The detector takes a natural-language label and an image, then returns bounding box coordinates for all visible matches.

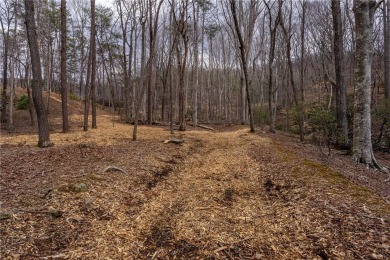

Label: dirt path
[1,92,389,259]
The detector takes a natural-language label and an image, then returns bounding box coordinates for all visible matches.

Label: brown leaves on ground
[0,89,389,259]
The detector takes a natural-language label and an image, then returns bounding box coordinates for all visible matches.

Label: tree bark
[192,0,199,126]
[24,0,52,147]
[174,0,189,131]
[331,0,349,147]
[352,0,388,172]
[0,1,13,124]
[61,0,70,132]
[91,0,97,129]
[384,0,390,100]
[117,0,131,123]
[279,0,304,142]
[230,0,255,133]
[264,0,280,133]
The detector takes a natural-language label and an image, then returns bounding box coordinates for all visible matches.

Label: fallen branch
[198,124,215,131]
[103,166,127,174]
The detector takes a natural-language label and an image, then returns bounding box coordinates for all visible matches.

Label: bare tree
[192,0,200,126]
[173,0,190,131]
[116,0,132,122]
[61,0,69,132]
[147,0,164,124]
[24,0,52,147]
[83,0,96,130]
[331,0,349,147]
[0,0,15,123]
[228,0,257,133]
[279,0,305,142]
[91,0,97,129]
[352,0,388,172]
[264,0,280,133]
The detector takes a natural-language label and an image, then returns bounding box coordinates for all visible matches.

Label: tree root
[371,150,389,173]
[352,150,389,174]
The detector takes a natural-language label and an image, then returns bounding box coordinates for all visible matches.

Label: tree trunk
[25,64,35,126]
[174,0,189,131]
[61,0,70,132]
[133,7,147,141]
[279,0,304,141]
[24,0,52,147]
[117,0,131,123]
[384,0,390,100]
[147,0,153,125]
[331,0,349,147]
[192,0,199,126]
[352,0,388,172]
[230,0,255,133]
[91,0,97,129]
[0,16,9,124]
[265,1,280,133]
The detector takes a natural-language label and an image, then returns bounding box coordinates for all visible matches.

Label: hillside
[0,89,389,259]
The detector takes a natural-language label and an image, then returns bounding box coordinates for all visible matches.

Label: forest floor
[0,89,390,259]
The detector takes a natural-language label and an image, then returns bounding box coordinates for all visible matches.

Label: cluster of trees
[0,0,389,170]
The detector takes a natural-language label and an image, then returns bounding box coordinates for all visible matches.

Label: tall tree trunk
[24,0,52,147]
[117,0,131,122]
[147,0,153,125]
[83,46,92,131]
[91,0,97,129]
[1,39,7,124]
[298,0,306,141]
[332,0,349,147]
[352,0,388,172]
[230,0,255,133]
[0,13,9,124]
[264,1,280,133]
[280,0,304,141]
[133,9,147,141]
[174,0,189,131]
[146,0,163,125]
[61,0,69,132]
[384,0,390,100]
[192,0,199,126]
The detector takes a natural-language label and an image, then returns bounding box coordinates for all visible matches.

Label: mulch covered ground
[0,90,389,259]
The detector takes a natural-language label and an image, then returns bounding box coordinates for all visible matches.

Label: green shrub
[307,105,337,143]
[16,95,29,110]
[253,105,269,125]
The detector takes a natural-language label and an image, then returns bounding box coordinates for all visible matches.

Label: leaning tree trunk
[352,0,388,172]
[230,0,255,133]
[24,0,52,147]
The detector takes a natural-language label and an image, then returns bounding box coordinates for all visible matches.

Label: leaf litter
[0,89,389,259]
